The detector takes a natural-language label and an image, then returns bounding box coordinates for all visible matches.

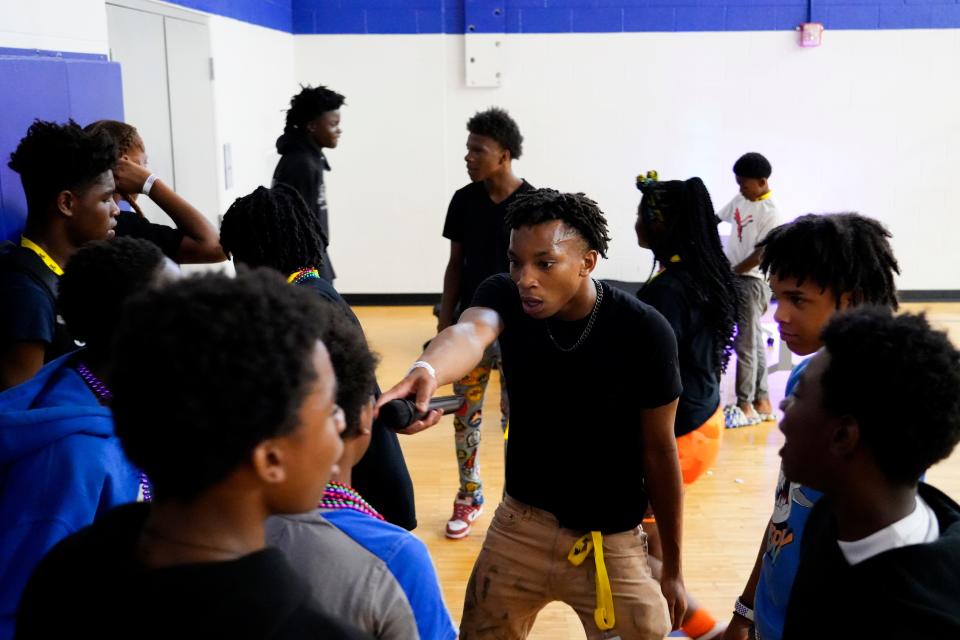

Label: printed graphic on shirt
[734,207,754,241]
[317,182,327,210]
[765,471,815,562]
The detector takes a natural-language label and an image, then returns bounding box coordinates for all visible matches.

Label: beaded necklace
[76,361,153,502]
[287,267,321,285]
[319,482,384,520]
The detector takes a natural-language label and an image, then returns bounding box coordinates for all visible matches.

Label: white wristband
[141,174,159,196]
[734,597,754,622]
[408,360,436,379]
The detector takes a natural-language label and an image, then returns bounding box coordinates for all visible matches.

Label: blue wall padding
[0,52,123,243]
[159,0,960,34]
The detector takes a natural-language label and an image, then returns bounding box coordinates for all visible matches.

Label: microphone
[377,395,464,432]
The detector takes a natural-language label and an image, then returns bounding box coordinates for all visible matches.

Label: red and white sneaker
[445,495,484,539]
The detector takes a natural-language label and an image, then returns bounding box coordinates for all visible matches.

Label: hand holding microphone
[376,360,449,435]
[377,395,464,432]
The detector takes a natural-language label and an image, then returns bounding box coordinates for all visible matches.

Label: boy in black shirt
[272,85,345,282]
[0,120,119,390]
[438,107,533,538]
[780,308,960,638]
[15,270,371,640]
[381,189,686,638]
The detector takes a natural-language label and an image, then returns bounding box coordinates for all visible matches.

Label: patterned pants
[453,341,509,505]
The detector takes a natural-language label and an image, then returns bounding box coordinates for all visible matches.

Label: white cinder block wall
[297,31,960,293]
[3,1,958,293]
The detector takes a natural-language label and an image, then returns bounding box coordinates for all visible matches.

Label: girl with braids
[272,85,345,282]
[82,120,223,264]
[219,184,417,531]
[724,213,900,640]
[635,175,737,640]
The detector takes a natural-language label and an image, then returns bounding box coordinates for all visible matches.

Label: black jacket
[784,482,960,639]
[272,131,335,281]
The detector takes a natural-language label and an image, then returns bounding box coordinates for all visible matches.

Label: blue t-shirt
[755,358,820,640]
[323,509,457,640]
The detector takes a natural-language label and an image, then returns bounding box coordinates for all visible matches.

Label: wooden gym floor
[353,302,960,639]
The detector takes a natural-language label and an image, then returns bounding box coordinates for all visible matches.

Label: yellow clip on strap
[568,531,615,631]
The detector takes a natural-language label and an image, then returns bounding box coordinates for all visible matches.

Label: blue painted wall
[287,0,960,34]
[0,50,124,242]
[162,0,960,34]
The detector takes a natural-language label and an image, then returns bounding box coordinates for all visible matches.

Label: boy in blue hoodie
[0,238,177,639]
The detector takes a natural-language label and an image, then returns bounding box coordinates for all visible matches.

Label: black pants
[352,417,417,530]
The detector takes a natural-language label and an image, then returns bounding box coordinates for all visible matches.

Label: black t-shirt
[296,278,417,531]
[442,180,534,312]
[16,503,372,639]
[637,267,721,437]
[115,211,184,260]
[472,274,682,533]
[0,244,75,362]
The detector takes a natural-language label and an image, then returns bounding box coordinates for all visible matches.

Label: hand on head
[113,156,152,195]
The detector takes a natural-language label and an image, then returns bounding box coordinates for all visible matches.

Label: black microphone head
[377,398,418,432]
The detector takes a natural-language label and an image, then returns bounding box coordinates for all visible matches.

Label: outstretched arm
[377,306,502,434]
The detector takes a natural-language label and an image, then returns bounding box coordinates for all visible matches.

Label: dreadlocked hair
[84,119,147,219]
[758,213,900,310]
[219,184,326,275]
[504,188,611,258]
[637,178,739,373]
[284,85,345,133]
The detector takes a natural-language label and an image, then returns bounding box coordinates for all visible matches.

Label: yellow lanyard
[755,191,773,201]
[568,531,616,631]
[20,236,63,276]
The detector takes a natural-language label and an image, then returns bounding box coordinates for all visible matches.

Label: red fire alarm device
[798,22,824,47]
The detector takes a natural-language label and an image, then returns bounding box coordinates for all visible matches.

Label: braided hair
[504,188,611,258]
[758,213,899,310]
[219,184,326,275]
[84,119,148,219]
[284,85,345,134]
[637,177,739,373]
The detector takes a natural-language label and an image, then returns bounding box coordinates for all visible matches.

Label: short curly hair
[220,184,326,275]
[732,152,772,179]
[315,301,379,437]
[8,119,117,215]
[110,268,334,502]
[820,307,960,485]
[505,188,610,258]
[58,238,165,355]
[759,213,899,310]
[284,85,345,132]
[467,107,523,160]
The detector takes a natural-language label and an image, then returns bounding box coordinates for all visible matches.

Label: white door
[106,3,219,228]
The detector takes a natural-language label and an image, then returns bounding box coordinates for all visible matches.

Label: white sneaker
[445,495,484,539]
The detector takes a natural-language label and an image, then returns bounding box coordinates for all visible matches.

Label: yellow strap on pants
[568,531,615,631]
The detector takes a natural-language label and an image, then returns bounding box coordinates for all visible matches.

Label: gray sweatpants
[735,275,771,405]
